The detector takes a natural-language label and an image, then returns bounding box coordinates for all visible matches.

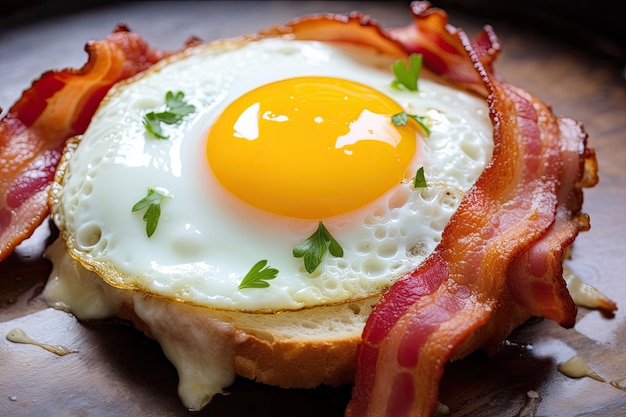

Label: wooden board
[1,2,625,416]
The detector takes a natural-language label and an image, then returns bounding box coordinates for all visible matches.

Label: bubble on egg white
[52,37,493,313]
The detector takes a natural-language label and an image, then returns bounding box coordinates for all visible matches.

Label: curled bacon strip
[262,9,407,59]
[346,2,609,416]
[506,116,610,325]
[347,77,561,417]
[387,1,500,90]
[0,24,166,261]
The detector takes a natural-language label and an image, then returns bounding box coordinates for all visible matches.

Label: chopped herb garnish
[413,167,427,188]
[132,187,172,237]
[238,260,279,289]
[391,111,431,137]
[293,221,344,274]
[143,91,195,139]
[143,112,167,139]
[391,53,423,91]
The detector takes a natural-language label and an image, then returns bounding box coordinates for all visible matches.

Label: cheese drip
[43,237,248,410]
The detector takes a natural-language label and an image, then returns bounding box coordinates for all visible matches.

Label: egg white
[50,37,493,312]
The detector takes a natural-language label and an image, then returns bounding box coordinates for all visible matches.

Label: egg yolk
[206,76,417,219]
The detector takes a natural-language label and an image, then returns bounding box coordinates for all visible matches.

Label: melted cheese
[6,327,76,356]
[131,294,247,411]
[563,263,614,309]
[43,237,248,410]
[44,238,121,320]
[557,355,605,382]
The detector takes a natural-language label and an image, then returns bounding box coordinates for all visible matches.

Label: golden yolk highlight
[206,76,417,219]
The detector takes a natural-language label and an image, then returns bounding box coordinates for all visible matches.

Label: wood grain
[1,2,624,416]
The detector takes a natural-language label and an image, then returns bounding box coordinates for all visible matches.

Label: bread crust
[221,297,379,387]
[117,293,378,388]
[234,334,360,387]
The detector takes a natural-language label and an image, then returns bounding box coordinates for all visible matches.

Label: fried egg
[50,37,492,312]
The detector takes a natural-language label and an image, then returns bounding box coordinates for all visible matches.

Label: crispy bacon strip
[345,2,605,416]
[346,77,562,417]
[387,1,500,90]
[506,116,612,325]
[0,24,167,261]
[267,1,499,94]
[263,9,408,59]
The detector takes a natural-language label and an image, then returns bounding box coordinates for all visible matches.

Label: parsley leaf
[413,167,427,188]
[143,91,195,139]
[391,111,431,137]
[132,188,171,237]
[143,112,167,139]
[238,260,279,289]
[293,221,344,274]
[165,91,196,115]
[391,53,423,91]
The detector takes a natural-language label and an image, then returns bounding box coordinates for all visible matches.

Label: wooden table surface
[1,2,624,416]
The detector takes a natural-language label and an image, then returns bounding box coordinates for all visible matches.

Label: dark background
[1,0,624,67]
